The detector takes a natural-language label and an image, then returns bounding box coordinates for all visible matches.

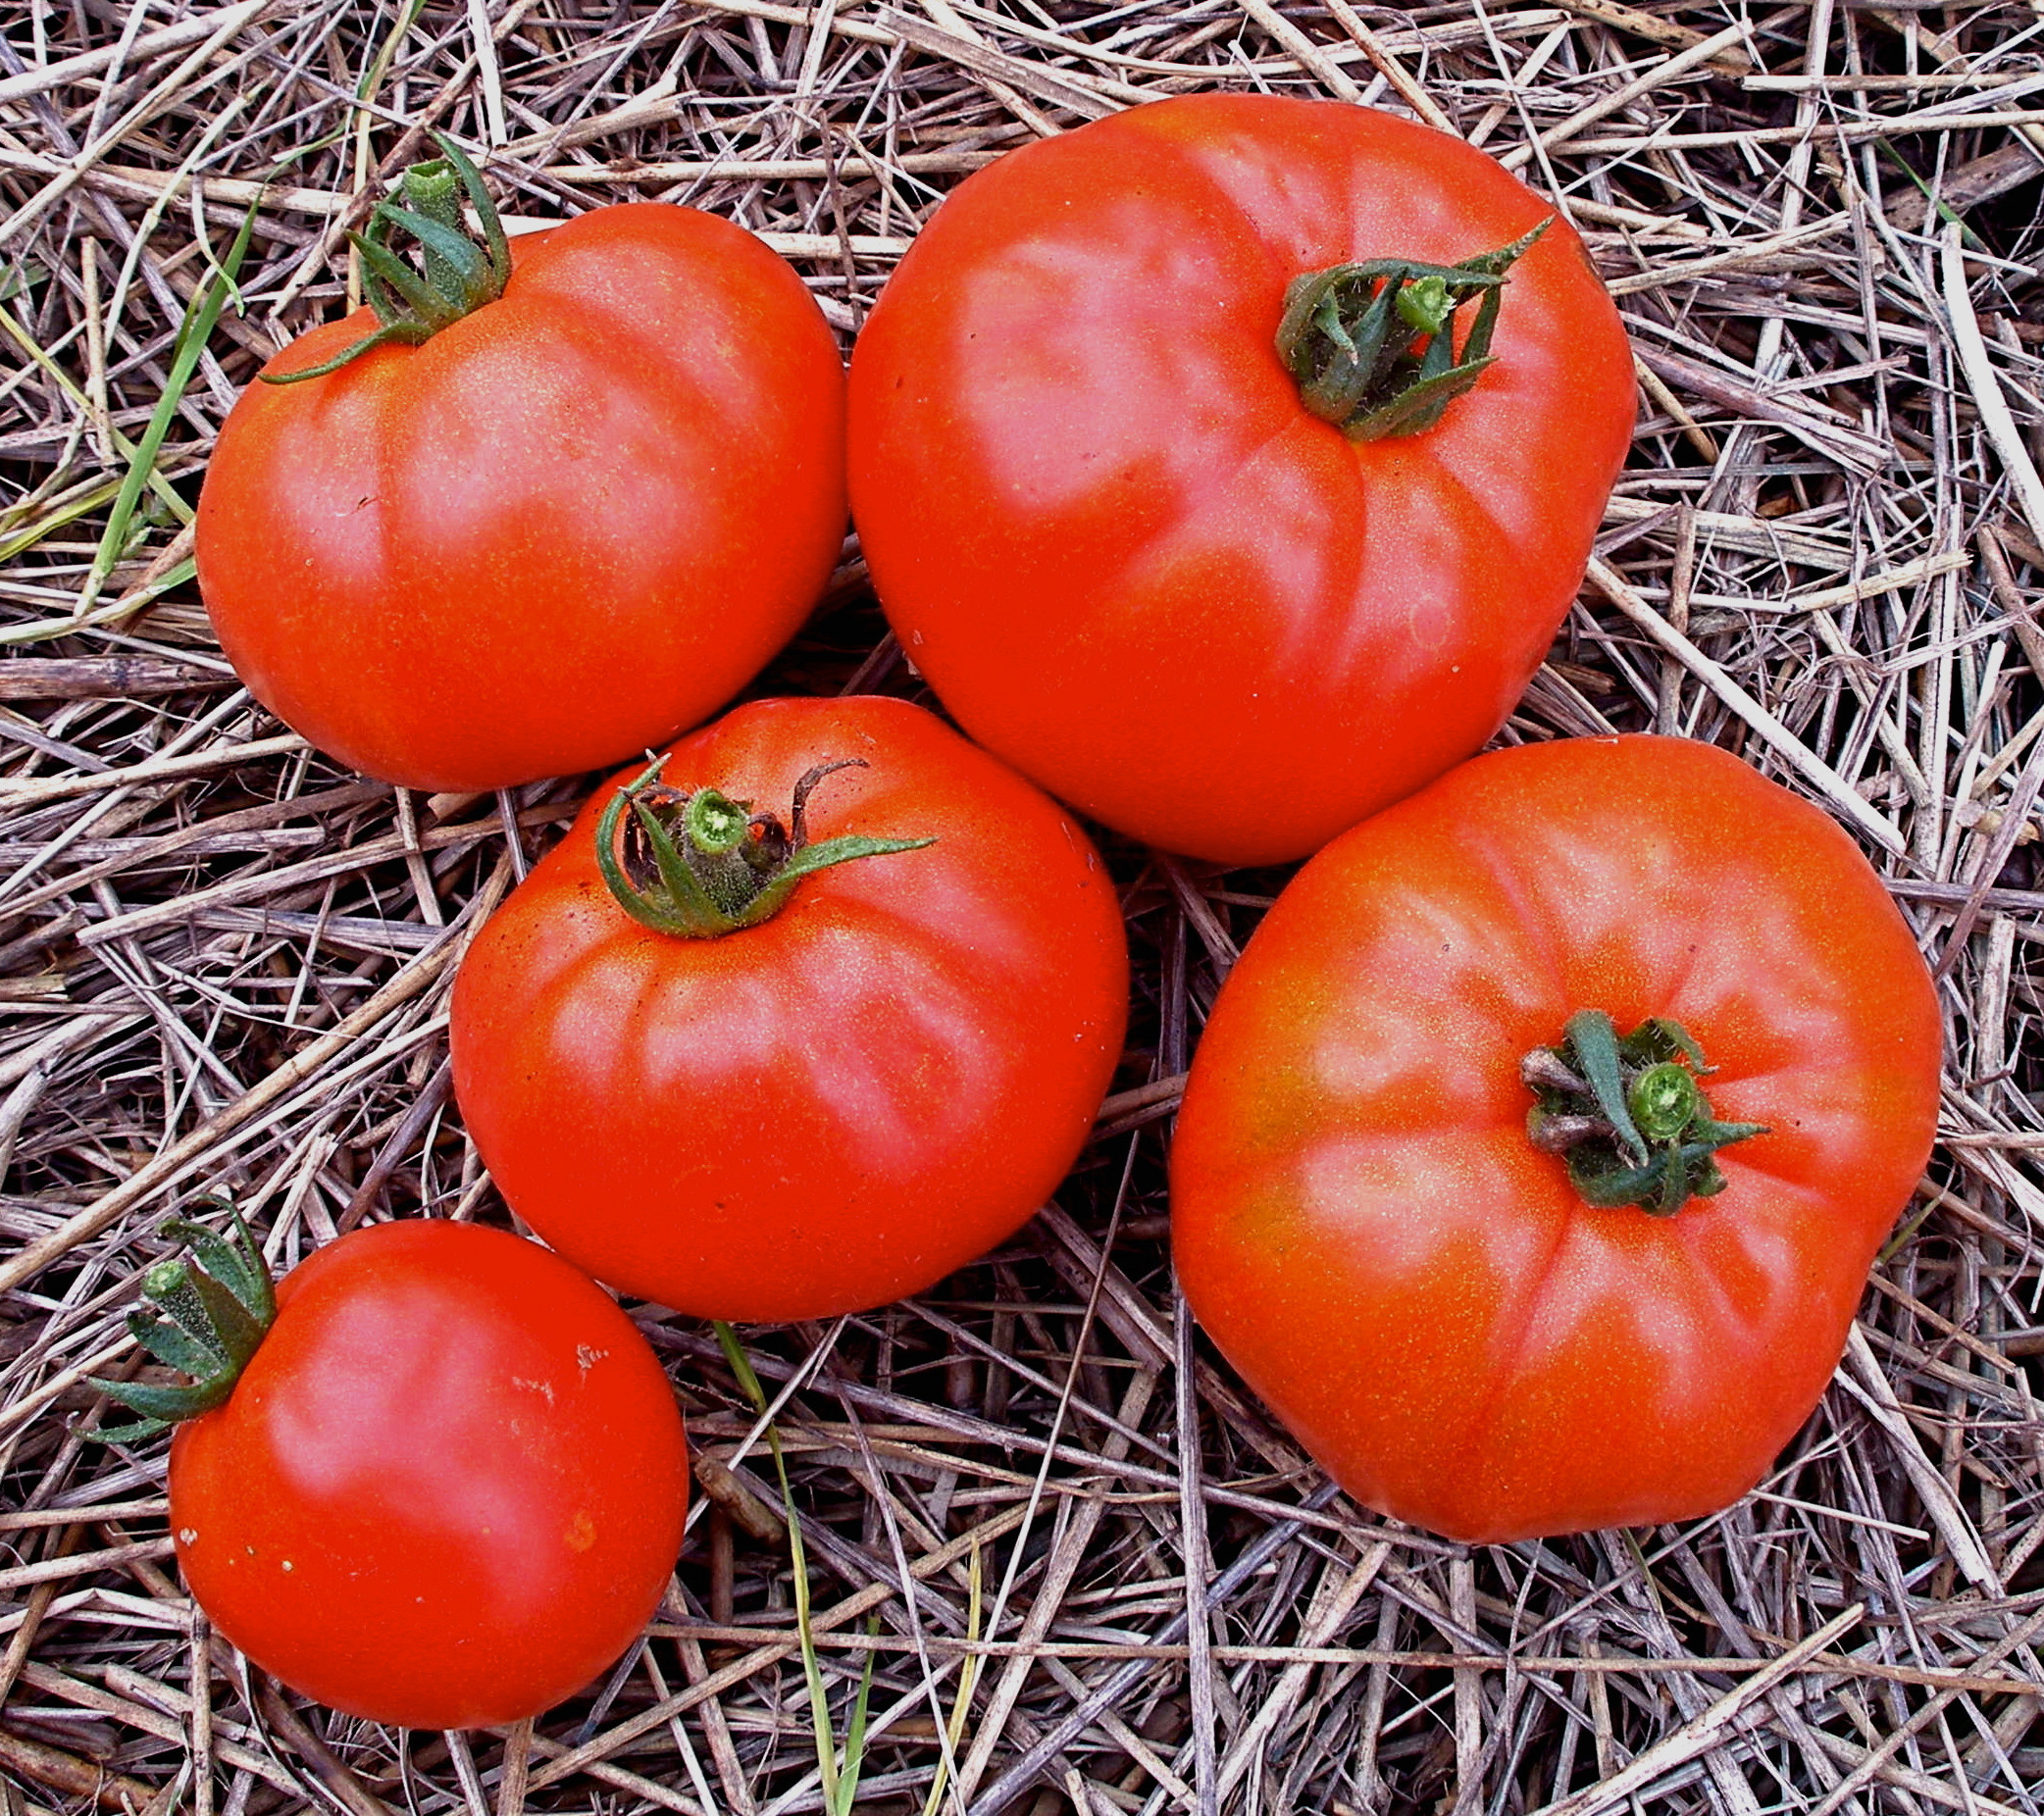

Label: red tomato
[450,696,1130,1322]
[1171,736,1942,1542]
[171,1220,688,1729]
[848,94,1635,865]
[197,203,845,791]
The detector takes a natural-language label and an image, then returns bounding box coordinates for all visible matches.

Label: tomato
[1170,736,1941,1542]
[197,161,846,792]
[848,93,1635,866]
[166,1219,688,1729]
[449,695,1129,1323]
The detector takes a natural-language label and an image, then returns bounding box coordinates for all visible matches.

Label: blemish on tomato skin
[565,1511,597,1552]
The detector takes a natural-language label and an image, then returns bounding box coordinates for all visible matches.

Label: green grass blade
[0,315,188,532]
[777,1414,840,1806]
[714,1322,842,1808]
[715,1319,770,1414]
[921,1539,983,1816]
[835,1617,880,1814]
[0,559,197,647]
[84,199,260,610]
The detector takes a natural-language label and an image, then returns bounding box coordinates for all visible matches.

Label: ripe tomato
[198,192,845,792]
[1171,736,1941,1542]
[849,94,1635,865]
[449,696,1129,1323]
[169,1220,688,1729]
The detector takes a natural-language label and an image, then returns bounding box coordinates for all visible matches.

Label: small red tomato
[449,695,1130,1322]
[849,94,1635,864]
[163,1219,687,1730]
[1172,736,1941,1542]
[197,143,845,792]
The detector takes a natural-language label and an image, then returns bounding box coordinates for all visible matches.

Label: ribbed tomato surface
[1172,737,1942,1540]
[451,697,1130,1322]
[199,205,845,791]
[172,1221,688,1729]
[850,95,1635,863]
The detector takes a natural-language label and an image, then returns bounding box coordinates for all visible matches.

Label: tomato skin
[848,95,1635,866]
[449,696,1130,1323]
[1170,736,1942,1542]
[170,1220,688,1730]
[197,205,846,792]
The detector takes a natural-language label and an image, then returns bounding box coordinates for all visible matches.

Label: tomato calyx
[263,134,511,385]
[1522,1011,1767,1216]
[1275,219,1550,442]
[595,757,934,939]
[87,1204,277,1441]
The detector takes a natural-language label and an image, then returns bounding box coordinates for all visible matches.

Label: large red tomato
[198,178,845,792]
[450,695,1129,1322]
[1171,736,1942,1542]
[167,1219,688,1729]
[849,94,1635,865]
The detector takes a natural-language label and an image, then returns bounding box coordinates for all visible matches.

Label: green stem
[263,133,511,386]
[88,1204,277,1442]
[1521,1012,1767,1217]
[401,159,468,296]
[1275,219,1550,442]
[596,758,933,940]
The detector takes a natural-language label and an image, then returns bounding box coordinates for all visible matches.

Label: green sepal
[94,1376,235,1426]
[1346,356,1498,443]
[1692,1115,1771,1151]
[741,833,936,927]
[259,131,510,388]
[262,321,429,386]
[1567,1121,1759,1217]
[1690,1157,1733,1198]
[128,1302,228,1379]
[163,1206,275,1328]
[1628,1016,1712,1073]
[636,782,737,931]
[1566,1150,1662,1210]
[85,1203,277,1446]
[1525,1011,1767,1218]
[1276,219,1550,442]
[1562,1009,1648,1167]
[1454,217,1552,281]
[355,224,428,333]
[1297,277,1401,423]
[595,765,741,940]
[181,1264,268,1368]
[635,795,727,922]
[92,1418,173,1446]
[430,131,512,291]
[375,205,495,312]
[596,758,934,940]
[351,227,460,332]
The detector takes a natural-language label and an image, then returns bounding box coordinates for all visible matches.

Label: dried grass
[2,0,2043,1811]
